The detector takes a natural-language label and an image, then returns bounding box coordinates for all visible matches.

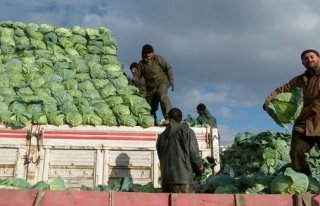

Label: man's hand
[263,99,271,111]
[195,164,205,176]
[199,165,205,174]
[170,80,174,92]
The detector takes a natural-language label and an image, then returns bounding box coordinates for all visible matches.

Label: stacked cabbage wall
[0,21,154,128]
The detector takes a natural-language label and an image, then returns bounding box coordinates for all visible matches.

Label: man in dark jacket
[156,108,204,193]
[263,48,320,175]
[138,44,174,124]
[196,103,217,128]
[129,62,147,98]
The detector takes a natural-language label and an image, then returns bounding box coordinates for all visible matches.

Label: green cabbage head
[266,87,303,128]
[270,167,308,194]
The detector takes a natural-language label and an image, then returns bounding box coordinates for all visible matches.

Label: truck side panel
[0,125,220,188]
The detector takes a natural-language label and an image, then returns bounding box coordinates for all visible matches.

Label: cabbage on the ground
[0,21,154,128]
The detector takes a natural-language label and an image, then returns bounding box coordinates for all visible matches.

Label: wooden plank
[96,149,104,185]
[243,194,293,206]
[172,194,235,206]
[152,150,160,188]
[40,190,109,206]
[0,148,19,164]
[40,148,51,182]
[0,148,19,179]
[113,192,169,206]
[106,150,153,185]
[48,149,96,188]
[15,148,26,179]
[49,150,96,166]
[108,150,152,166]
[0,189,38,206]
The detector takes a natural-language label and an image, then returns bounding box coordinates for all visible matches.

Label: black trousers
[290,130,320,175]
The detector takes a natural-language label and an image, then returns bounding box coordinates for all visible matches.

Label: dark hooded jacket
[156,120,202,185]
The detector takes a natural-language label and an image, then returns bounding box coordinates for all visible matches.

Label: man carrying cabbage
[196,103,217,128]
[263,48,320,175]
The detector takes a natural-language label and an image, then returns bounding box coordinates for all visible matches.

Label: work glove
[206,156,216,166]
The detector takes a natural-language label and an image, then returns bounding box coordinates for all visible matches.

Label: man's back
[156,121,202,185]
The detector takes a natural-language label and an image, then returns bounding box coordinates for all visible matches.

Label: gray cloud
[1,0,319,145]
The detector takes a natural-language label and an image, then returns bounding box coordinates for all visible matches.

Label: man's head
[130,62,138,75]
[196,103,206,115]
[142,44,154,60]
[168,108,182,123]
[301,48,320,70]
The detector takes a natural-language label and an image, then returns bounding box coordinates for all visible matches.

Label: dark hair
[196,103,206,111]
[142,44,154,54]
[168,108,182,122]
[301,49,320,60]
[130,62,138,70]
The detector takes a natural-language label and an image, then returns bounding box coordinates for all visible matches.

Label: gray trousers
[146,82,172,120]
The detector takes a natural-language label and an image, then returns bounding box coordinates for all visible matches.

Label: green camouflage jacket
[138,54,174,88]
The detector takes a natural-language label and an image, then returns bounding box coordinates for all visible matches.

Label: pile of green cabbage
[266,87,303,128]
[0,176,157,192]
[80,176,157,192]
[0,177,65,190]
[0,21,154,128]
[202,131,320,194]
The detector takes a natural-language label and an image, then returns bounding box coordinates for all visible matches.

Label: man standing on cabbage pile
[138,44,174,125]
[263,48,320,175]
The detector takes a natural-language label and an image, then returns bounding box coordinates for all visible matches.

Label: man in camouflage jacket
[138,44,174,124]
[129,62,147,98]
[196,103,217,128]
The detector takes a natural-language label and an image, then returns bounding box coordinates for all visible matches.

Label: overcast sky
[1,0,319,145]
